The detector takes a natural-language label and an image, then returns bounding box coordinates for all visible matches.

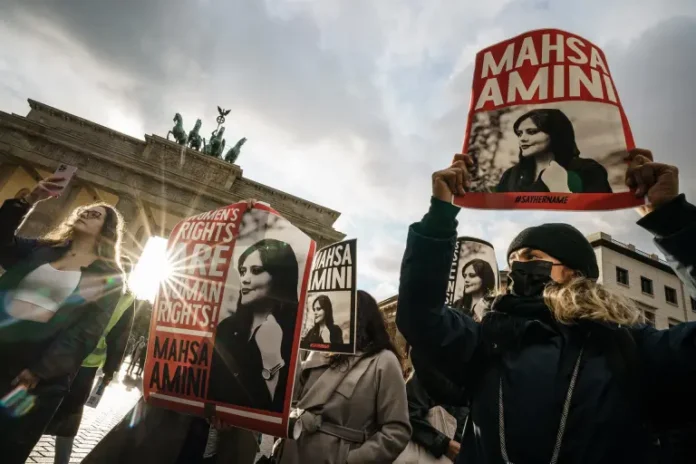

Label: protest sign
[300,239,357,354]
[143,202,315,438]
[454,29,642,211]
[446,237,498,320]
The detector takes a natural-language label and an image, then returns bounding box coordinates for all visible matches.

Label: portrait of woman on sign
[495,108,612,194]
[453,258,497,320]
[208,238,300,413]
[301,294,344,346]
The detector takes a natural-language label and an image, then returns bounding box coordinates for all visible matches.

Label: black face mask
[508,260,554,297]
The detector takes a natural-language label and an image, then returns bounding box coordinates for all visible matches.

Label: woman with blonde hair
[0,176,127,463]
[397,150,696,463]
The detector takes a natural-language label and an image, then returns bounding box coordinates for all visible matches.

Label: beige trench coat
[278,350,411,464]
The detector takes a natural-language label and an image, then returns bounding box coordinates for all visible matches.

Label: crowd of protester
[0,147,693,463]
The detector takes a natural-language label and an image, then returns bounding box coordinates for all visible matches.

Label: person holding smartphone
[0,175,127,463]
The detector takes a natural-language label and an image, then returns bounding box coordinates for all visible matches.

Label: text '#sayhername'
[514,195,569,204]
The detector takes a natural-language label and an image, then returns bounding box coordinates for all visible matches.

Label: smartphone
[0,385,36,417]
[53,164,78,192]
[0,385,27,409]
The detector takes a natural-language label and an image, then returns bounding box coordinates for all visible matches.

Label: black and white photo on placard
[207,206,313,413]
[468,102,630,195]
[448,237,498,321]
[300,239,357,354]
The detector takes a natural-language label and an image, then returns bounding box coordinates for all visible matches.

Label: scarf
[480,295,559,355]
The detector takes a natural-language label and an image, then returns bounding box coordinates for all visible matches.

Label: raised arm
[0,199,38,269]
[628,149,696,294]
[0,176,66,269]
[626,150,696,426]
[638,195,696,295]
[396,155,483,387]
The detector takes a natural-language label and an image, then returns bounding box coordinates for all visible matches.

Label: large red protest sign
[454,29,643,211]
[143,202,315,438]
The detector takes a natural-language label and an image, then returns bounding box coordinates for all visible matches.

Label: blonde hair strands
[42,202,127,283]
[543,277,642,326]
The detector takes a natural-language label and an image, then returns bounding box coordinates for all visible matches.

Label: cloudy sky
[1,0,694,300]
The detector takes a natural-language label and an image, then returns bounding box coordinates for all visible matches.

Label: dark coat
[406,372,468,459]
[0,198,124,463]
[302,323,343,345]
[396,196,696,464]
[102,300,135,376]
[496,157,612,193]
[46,299,135,437]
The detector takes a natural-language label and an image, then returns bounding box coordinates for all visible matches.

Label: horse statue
[202,126,226,158]
[224,137,248,164]
[166,113,188,145]
[187,119,203,151]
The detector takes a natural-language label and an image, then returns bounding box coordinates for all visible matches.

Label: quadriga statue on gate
[166,113,188,145]
[224,137,248,164]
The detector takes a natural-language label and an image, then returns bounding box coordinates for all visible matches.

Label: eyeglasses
[79,210,103,220]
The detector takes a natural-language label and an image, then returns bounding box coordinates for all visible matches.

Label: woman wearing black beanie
[396,149,696,464]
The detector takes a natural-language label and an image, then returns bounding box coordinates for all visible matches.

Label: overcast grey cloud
[1,0,694,299]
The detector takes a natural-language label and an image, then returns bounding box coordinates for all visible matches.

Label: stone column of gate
[115,194,141,258]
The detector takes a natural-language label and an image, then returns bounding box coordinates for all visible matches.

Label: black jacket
[208,314,289,413]
[496,157,612,193]
[0,199,123,388]
[101,297,135,377]
[396,196,696,464]
[406,371,468,458]
[302,323,343,345]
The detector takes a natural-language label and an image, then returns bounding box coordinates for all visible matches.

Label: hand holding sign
[541,161,571,193]
[625,148,679,216]
[12,369,39,390]
[432,154,473,202]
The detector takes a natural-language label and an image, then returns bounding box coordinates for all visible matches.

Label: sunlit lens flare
[129,237,172,303]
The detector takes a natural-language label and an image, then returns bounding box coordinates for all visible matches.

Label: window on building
[616,267,629,286]
[644,311,655,326]
[640,277,653,295]
[691,297,696,313]
[668,318,680,328]
[665,286,678,305]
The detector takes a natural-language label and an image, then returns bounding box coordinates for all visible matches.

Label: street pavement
[26,364,275,463]
[27,369,142,463]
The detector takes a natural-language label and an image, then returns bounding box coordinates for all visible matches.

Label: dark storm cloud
[606,16,696,200]
[4,0,391,145]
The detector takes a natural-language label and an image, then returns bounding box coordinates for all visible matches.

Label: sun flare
[129,236,172,303]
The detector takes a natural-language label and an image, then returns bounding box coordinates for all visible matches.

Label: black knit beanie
[507,223,599,279]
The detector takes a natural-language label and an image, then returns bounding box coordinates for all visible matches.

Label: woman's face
[239,250,272,305]
[72,207,107,237]
[516,118,550,158]
[462,265,483,295]
[312,301,326,325]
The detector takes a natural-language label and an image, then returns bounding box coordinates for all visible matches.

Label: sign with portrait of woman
[446,237,499,321]
[455,28,643,211]
[299,239,357,354]
[142,201,315,438]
